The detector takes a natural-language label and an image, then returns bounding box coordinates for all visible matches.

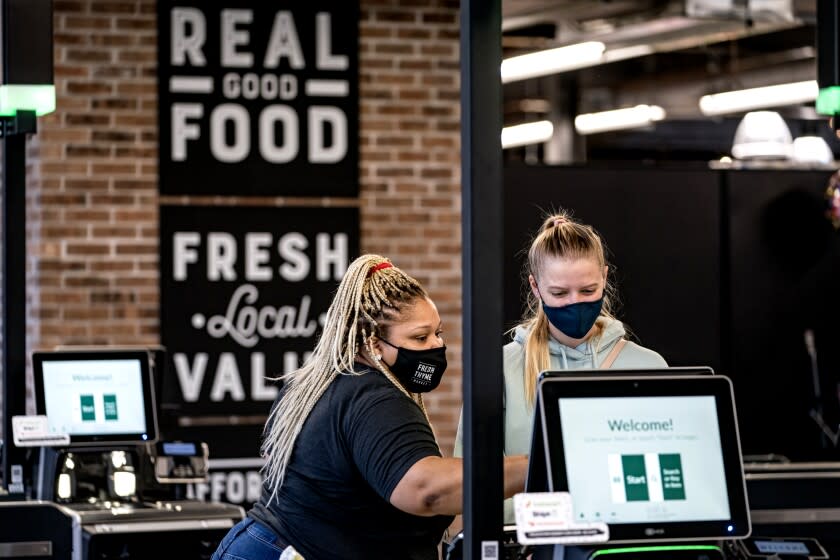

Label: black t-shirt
[250,367,453,560]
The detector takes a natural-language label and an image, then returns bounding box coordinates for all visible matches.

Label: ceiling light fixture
[501,41,606,84]
[501,120,554,149]
[699,80,818,116]
[730,111,793,160]
[574,105,666,135]
[791,136,834,165]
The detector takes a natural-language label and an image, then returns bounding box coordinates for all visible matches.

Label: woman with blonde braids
[454,212,666,523]
[212,254,527,560]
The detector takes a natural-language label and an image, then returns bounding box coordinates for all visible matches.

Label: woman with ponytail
[454,212,666,523]
[213,254,527,560]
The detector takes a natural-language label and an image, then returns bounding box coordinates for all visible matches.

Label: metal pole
[461,0,505,557]
[817,0,840,90]
[2,127,28,494]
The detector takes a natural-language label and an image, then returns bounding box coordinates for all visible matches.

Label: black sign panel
[159,205,359,456]
[157,2,359,197]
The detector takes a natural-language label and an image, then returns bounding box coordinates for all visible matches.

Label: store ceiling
[499,0,824,160]
[501,0,815,44]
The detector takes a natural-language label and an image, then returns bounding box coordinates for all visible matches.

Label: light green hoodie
[453,317,667,522]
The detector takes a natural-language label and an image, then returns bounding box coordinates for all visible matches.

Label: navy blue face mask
[542,297,604,339]
[379,339,447,393]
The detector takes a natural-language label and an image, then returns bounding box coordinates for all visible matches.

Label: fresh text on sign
[172,232,348,282]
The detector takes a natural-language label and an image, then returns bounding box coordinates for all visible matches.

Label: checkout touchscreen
[33,350,158,446]
[534,373,751,543]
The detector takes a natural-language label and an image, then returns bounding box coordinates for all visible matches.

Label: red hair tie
[367,262,393,277]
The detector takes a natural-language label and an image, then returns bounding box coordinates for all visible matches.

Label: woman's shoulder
[616,340,668,368]
[332,367,401,400]
[503,336,524,354]
[504,326,529,354]
[503,336,526,377]
[326,369,420,428]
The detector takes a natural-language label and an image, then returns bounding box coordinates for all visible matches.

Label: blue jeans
[212,517,290,560]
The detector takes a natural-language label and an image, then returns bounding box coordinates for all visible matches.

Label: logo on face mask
[412,362,437,385]
[379,340,447,393]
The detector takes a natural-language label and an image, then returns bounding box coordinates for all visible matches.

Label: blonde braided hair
[261,254,434,504]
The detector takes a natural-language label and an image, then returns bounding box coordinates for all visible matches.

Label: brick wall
[359,1,462,451]
[35,0,159,354]
[26,0,463,453]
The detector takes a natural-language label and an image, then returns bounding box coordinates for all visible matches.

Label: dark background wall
[504,164,840,461]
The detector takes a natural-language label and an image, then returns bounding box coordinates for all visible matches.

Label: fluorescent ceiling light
[699,80,818,116]
[574,105,666,135]
[501,42,605,84]
[501,120,554,149]
[602,44,654,64]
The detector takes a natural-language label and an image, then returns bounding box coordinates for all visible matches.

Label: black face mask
[379,339,447,393]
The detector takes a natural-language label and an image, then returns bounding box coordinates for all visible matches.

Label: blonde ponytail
[514,211,618,405]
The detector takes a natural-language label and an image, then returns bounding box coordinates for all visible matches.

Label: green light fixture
[816,1,840,119]
[816,86,840,117]
[0,0,55,119]
[0,84,55,117]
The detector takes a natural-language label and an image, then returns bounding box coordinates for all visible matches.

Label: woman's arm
[389,454,528,517]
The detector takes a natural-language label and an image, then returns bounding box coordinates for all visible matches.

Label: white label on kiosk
[514,492,609,545]
[12,415,69,447]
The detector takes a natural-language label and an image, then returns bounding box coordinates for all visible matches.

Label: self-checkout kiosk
[449,369,832,560]
[1,348,243,559]
[525,371,750,560]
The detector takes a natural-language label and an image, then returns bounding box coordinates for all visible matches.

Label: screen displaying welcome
[42,359,147,436]
[558,396,730,524]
